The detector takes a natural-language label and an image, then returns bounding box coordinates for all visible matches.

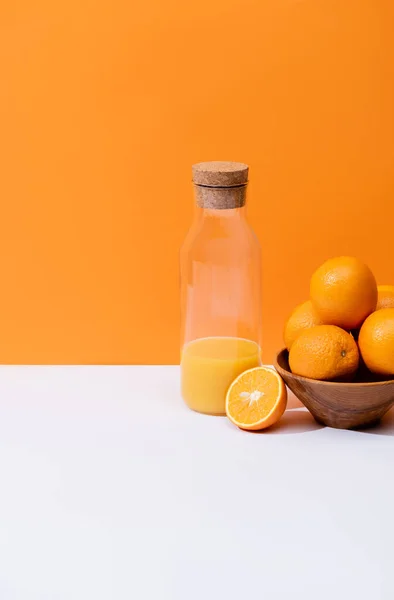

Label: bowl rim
[275,348,394,388]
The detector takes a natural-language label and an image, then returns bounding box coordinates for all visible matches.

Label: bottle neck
[196,205,247,220]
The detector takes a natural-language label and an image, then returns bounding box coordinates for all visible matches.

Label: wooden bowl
[275,349,394,429]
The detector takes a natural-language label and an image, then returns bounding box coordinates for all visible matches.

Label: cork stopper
[192,161,249,210]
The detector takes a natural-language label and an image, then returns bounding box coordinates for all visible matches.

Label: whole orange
[310,256,377,330]
[283,300,324,350]
[358,308,394,376]
[289,324,359,381]
[376,285,394,310]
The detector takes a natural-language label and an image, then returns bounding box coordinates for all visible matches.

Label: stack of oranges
[284,256,394,381]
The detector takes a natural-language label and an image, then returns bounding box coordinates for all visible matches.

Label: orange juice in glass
[181,337,261,415]
[180,162,262,415]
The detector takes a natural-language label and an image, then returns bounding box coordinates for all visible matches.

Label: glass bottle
[180,162,262,415]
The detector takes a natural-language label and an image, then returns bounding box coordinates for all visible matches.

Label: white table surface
[0,366,393,600]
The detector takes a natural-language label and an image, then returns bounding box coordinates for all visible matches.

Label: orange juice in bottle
[180,162,262,415]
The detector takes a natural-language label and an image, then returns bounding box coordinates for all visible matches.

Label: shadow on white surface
[253,408,323,435]
[356,406,394,437]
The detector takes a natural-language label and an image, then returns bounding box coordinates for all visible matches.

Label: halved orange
[226,367,287,431]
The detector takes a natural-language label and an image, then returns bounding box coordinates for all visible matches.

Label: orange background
[1,0,394,364]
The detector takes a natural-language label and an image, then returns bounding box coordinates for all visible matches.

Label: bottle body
[180,204,262,415]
